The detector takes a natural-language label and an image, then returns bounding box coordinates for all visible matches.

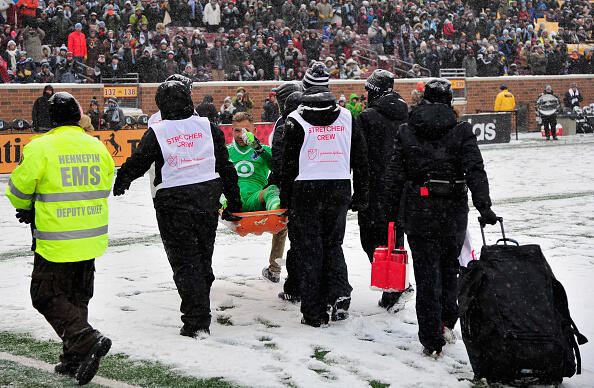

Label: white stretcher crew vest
[147,111,163,197]
[153,115,219,189]
[289,106,352,181]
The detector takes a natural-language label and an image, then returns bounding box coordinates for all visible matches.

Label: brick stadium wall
[1,75,592,132]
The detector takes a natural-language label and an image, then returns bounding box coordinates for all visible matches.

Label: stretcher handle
[478,216,505,246]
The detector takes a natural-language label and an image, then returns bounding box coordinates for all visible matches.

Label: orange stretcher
[219,209,288,236]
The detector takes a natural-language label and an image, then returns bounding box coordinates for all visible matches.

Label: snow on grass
[0,332,235,387]
[1,137,593,387]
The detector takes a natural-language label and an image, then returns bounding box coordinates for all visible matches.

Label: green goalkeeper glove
[241,128,264,153]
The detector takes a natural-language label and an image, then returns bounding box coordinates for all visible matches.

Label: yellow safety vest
[6,126,115,262]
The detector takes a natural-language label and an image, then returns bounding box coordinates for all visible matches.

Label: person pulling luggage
[384,78,497,356]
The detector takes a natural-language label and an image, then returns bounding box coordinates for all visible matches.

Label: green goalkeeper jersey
[226,141,273,199]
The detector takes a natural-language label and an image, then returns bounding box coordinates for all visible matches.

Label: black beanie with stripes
[302,62,330,89]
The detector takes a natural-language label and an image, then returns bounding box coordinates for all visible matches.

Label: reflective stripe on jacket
[5,126,115,262]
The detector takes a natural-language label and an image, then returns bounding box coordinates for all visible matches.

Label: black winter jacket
[384,102,492,238]
[114,113,242,212]
[32,95,53,130]
[357,92,408,198]
[197,96,219,124]
[280,105,369,210]
[262,100,280,122]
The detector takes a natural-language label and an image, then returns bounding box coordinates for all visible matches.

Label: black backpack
[458,218,588,385]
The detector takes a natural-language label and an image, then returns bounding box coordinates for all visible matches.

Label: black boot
[180,325,210,338]
[54,362,79,377]
[75,335,112,385]
[330,296,351,321]
[301,314,329,327]
[378,291,402,310]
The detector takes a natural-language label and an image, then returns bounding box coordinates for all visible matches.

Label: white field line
[0,351,142,388]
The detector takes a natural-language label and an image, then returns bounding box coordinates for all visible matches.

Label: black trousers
[290,186,352,322]
[282,247,300,296]
[358,205,404,302]
[542,115,557,139]
[155,206,218,330]
[407,235,463,351]
[30,253,99,366]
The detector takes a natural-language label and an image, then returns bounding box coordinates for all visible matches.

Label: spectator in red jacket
[0,56,10,83]
[16,0,37,27]
[68,23,87,63]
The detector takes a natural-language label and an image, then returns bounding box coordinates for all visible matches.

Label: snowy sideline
[1,135,593,387]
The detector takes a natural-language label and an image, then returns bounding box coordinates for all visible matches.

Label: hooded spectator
[102,97,125,130]
[220,96,236,124]
[197,94,219,124]
[32,84,54,131]
[137,47,160,82]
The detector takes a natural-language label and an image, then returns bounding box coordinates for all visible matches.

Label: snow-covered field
[1,134,593,387]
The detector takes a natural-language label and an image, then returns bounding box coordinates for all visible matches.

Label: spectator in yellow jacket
[494,84,516,111]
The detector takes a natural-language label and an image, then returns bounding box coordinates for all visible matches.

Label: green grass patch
[369,380,390,388]
[281,376,298,388]
[0,331,238,387]
[0,249,32,261]
[108,234,162,247]
[217,304,235,311]
[458,378,489,388]
[311,347,330,361]
[263,343,277,350]
[0,359,103,387]
[216,314,234,326]
[255,317,280,328]
[310,368,336,380]
[257,336,272,342]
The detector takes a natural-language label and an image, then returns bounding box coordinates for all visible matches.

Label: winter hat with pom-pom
[302,62,330,89]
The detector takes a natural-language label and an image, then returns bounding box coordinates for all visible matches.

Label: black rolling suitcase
[458,217,588,385]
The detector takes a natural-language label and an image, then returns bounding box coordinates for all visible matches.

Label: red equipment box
[371,222,410,292]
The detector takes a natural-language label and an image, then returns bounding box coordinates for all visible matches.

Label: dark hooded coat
[384,101,492,239]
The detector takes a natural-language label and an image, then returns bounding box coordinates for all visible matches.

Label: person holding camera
[283,40,303,72]
[384,79,497,357]
[101,98,125,131]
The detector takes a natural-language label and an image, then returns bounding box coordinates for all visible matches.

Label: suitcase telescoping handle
[478,216,519,246]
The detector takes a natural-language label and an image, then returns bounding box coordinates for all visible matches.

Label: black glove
[349,193,369,212]
[15,209,34,224]
[478,207,498,225]
[112,177,130,196]
[221,208,242,222]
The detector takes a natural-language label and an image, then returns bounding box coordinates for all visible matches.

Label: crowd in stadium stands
[0,0,592,84]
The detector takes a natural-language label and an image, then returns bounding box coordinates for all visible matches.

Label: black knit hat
[302,62,330,89]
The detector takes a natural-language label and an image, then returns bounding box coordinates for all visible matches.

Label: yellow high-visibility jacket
[6,126,114,262]
[494,90,516,111]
